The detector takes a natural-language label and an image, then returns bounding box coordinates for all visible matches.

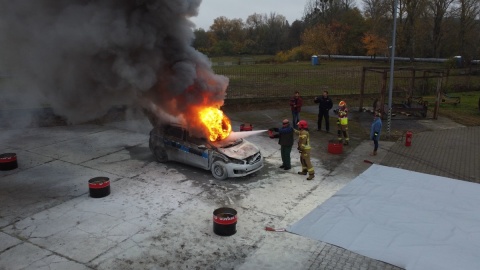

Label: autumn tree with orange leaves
[302,22,348,57]
[361,32,388,60]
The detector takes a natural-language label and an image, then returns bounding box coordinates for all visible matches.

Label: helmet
[297,120,308,129]
[339,101,346,107]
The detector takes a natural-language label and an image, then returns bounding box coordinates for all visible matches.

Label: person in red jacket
[289,91,303,129]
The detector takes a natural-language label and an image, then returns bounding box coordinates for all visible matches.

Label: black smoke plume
[0,0,228,126]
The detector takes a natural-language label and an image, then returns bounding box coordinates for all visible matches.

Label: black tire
[149,130,168,162]
[153,146,168,163]
[211,160,228,180]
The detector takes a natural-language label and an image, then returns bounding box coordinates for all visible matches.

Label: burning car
[149,124,264,180]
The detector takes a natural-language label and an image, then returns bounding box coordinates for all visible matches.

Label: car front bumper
[225,156,264,178]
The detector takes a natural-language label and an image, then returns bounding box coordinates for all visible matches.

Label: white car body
[149,124,263,180]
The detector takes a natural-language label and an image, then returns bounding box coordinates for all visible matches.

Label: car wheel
[153,146,168,163]
[211,160,228,180]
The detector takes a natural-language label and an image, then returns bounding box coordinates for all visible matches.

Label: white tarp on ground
[288,164,480,270]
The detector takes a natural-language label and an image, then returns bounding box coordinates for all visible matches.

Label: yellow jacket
[295,129,311,151]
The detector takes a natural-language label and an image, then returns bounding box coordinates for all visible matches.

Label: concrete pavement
[1,106,478,269]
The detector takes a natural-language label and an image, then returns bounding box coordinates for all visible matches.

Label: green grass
[423,91,480,126]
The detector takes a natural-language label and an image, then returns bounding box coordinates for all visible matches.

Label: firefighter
[336,100,349,145]
[295,120,315,180]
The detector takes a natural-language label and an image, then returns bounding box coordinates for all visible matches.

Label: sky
[190,0,363,30]
[190,0,308,29]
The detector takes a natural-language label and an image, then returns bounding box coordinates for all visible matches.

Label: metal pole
[387,0,398,138]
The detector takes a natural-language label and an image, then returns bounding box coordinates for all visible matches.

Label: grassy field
[423,91,480,126]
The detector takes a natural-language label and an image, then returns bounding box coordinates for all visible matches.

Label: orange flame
[198,107,231,141]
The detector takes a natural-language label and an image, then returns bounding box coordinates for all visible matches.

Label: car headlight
[247,153,262,164]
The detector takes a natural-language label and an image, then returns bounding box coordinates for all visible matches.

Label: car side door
[183,133,210,170]
[163,125,186,163]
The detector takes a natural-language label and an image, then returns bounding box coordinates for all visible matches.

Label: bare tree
[340,0,357,9]
[245,13,266,29]
[424,0,455,57]
[244,13,290,54]
[303,0,357,26]
[390,0,428,59]
[362,0,391,37]
[362,0,390,19]
[264,13,290,54]
[454,0,480,63]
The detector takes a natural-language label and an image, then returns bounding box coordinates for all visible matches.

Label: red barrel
[328,140,343,154]
[405,131,413,146]
[240,123,252,131]
[213,207,237,236]
[88,177,111,198]
[0,153,18,171]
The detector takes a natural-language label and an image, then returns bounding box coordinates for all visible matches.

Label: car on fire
[149,124,264,180]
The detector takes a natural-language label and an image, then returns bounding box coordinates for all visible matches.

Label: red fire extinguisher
[405,131,412,146]
[268,129,274,138]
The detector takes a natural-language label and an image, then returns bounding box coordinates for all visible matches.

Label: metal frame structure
[358,66,447,120]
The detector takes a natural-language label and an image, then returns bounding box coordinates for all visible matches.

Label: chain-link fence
[215,66,480,105]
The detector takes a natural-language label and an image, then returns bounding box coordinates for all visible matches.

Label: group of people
[291,90,351,144]
[270,91,383,181]
[269,118,315,180]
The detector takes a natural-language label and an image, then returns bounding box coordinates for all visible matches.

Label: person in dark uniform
[314,90,333,132]
[270,119,294,170]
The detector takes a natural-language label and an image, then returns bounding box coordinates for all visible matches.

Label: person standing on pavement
[314,90,333,132]
[336,100,349,145]
[289,91,303,129]
[295,120,315,180]
[269,119,294,170]
[370,112,383,156]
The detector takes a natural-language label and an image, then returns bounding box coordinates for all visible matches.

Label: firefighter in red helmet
[295,120,315,180]
[336,100,349,145]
